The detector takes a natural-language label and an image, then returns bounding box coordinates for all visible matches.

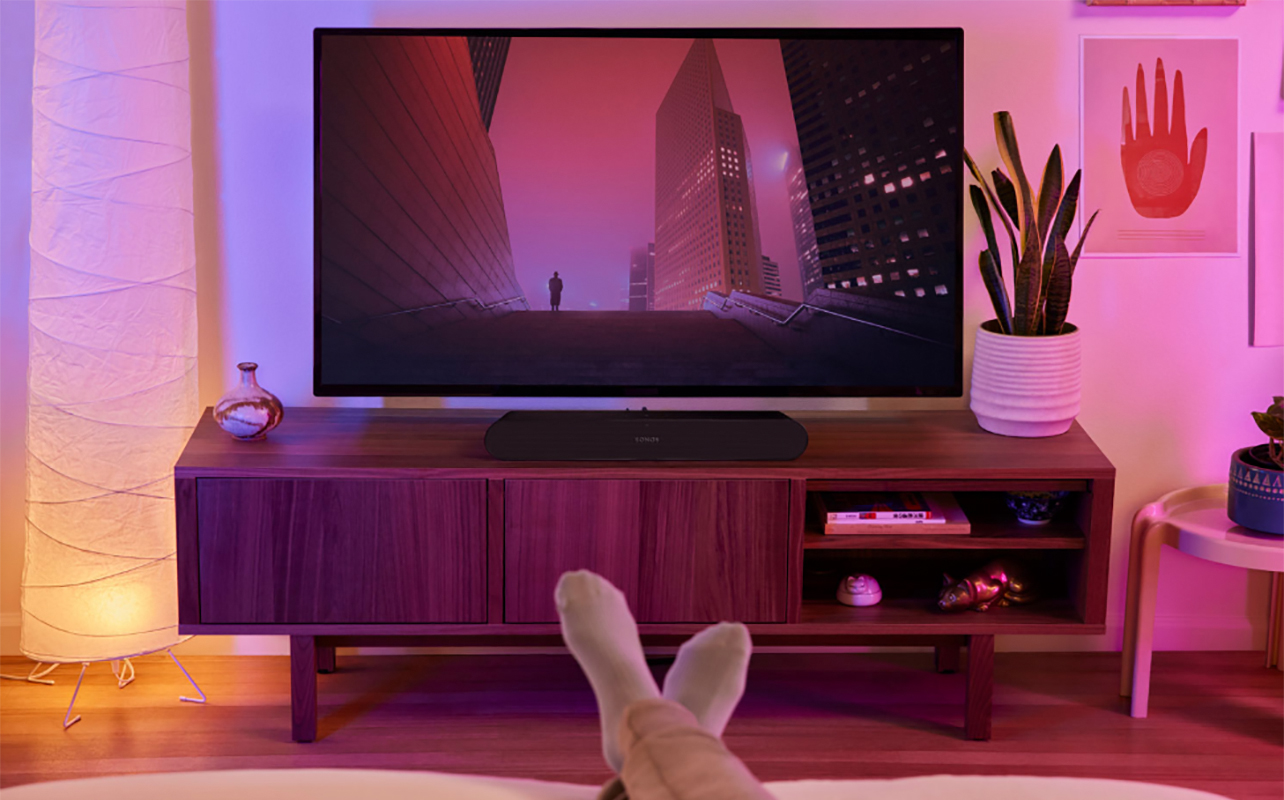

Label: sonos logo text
[635,436,661,444]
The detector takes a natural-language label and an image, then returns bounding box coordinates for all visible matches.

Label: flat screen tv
[315,28,963,398]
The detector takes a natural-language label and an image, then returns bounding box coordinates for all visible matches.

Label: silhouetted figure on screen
[549,271,564,311]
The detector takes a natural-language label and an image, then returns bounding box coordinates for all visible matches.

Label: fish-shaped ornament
[937,560,1036,612]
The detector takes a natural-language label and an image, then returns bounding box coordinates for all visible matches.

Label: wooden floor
[1,651,1280,798]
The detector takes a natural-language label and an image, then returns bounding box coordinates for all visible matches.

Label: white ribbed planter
[970,320,1081,438]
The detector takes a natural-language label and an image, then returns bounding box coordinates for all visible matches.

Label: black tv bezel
[313,26,964,398]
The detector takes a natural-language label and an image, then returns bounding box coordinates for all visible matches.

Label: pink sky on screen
[1081,37,1238,255]
[489,37,805,309]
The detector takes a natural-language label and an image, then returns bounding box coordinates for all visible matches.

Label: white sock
[555,570,660,772]
[662,622,751,738]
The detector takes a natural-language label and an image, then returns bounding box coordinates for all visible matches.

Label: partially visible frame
[1086,1,1245,6]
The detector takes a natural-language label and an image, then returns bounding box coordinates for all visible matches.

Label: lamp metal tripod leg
[167,649,206,704]
[63,662,88,729]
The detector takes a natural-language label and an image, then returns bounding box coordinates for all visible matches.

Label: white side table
[1120,484,1284,718]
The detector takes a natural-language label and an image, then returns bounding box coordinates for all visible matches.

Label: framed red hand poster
[1080,37,1238,256]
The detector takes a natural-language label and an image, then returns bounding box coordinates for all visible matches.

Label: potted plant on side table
[1229,398,1284,535]
[965,112,1100,437]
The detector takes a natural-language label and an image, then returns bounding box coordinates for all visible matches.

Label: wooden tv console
[175,408,1114,743]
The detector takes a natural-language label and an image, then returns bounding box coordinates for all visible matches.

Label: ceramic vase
[1228,446,1284,535]
[1004,491,1071,525]
[214,362,283,441]
[970,320,1081,438]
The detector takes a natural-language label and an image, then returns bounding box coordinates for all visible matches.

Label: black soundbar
[485,410,809,461]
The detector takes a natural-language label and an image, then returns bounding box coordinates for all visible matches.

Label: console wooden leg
[935,644,960,673]
[290,636,318,743]
[317,644,336,674]
[965,634,993,741]
[1267,573,1282,671]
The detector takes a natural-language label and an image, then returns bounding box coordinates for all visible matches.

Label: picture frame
[1079,35,1239,257]
[1085,0,1245,6]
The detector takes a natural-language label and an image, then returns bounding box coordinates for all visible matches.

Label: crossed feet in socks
[554,570,751,772]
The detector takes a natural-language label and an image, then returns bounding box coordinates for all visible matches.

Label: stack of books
[817,492,970,535]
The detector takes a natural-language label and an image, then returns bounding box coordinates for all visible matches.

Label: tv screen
[315,28,963,397]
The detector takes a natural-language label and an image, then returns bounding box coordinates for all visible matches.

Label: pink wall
[1,0,1280,655]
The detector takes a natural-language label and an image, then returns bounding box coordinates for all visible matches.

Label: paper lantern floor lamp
[2,0,206,727]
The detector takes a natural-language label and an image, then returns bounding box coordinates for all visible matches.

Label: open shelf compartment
[797,524,1088,631]
[803,489,1087,550]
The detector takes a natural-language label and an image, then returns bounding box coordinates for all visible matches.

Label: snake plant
[964,112,1100,336]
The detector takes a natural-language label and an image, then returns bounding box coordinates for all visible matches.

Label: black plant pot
[1228,445,1283,535]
